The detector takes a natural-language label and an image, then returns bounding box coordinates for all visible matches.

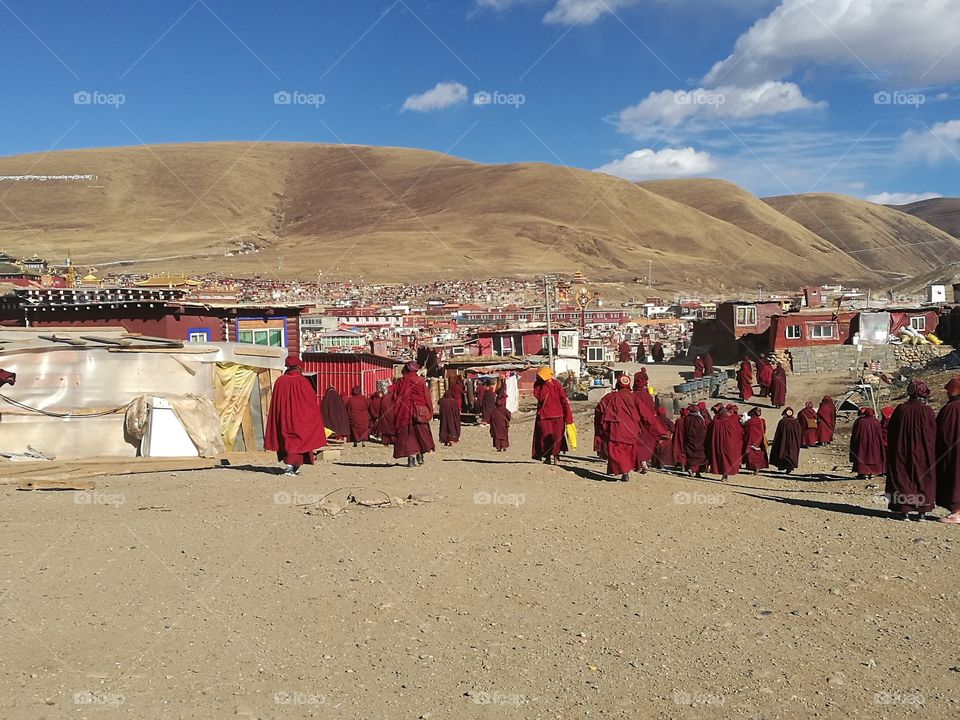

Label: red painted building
[300,352,399,397]
[769,311,857,349]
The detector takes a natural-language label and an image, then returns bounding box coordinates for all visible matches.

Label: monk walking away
[385,362,436,468]
[594,375,656,481]
[742,407,769,474]
[322,385,350,440]
[885,381,936,521]
[264,356,328,475]
[936,377,960,524]
[707,404,742,480]
[769,363,787,409]
[737,360,754,402]
[438,388,461,446]
[682,403,709,478]
[849,407,884,480]
[798,401,819,448]
[770,408,801,474]
[345,386,371,447]
[532,367,573,465]
[489,395,511,451]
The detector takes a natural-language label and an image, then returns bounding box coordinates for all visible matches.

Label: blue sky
[2,0,960,201]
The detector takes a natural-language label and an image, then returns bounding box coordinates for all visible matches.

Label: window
[735,306,758,326]
[187,328,210,342]
[542,336,556,352]
[586,347,604,362]
[558,333,575,350]
[809,323,836,339]
[238,328,284,347]
[451,346,467,356]
[910,316,926,332]
[785,325,801,340]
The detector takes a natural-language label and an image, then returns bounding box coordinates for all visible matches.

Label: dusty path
[2,374,958,719]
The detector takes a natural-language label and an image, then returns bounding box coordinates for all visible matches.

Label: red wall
[769,312,855,349]
[26,309,225,341]
[301,355,396,397]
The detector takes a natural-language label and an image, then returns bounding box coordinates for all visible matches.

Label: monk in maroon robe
[345,386,371,446]
[770,408,801,473]
[703,352,715,375]
[636,342,646,363]
[672,407,689,469]
[633,372,657,466]
[886,381,936,519]
[693,356,706,379]
[798,401,819,447]
[708,407,742,479]
[618,341,632,362]
[265,356,328,474]
[532,367,573,463]
[489,396,512,451]
[449,376,465,411]
[475,381,487,414]
[652,407,675,469]
[683,407,708,477]
[595,376,649,480]
[880,406,893,449]
[770,364,787,408]
[480,380,497,424]
[385,362,436,467]
[737,360,754,402]
[651,342,665,363]
[321,386,350,439]
[742,407,769,473]
[756,357,773,397]
[850,407,884,478]
[936,377,960,523]
[817,396,836,445]
[369,389,384,428]
[438,389,461,446]
[377,386,397,444]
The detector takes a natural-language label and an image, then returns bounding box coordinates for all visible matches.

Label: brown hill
[0,143,947,288]
[762,193,960,281]
[892,197,960,238]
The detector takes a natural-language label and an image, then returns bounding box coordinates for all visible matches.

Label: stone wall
[785,344,952,375]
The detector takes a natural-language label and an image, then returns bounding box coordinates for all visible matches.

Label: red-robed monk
[671,406,688,469]
[322,386,351,440]
[817,396,836,445]
[377,385,397,444]
[369,387,384,431]
[385,362,436,467]
[693,355,706,379]
[595,376,652,481]
[850,407,884,479]
[703,352,715,375]
[770,408,801,474]
[886,381,936,520]
[633,372,657,468]
[345,386,371,446]
[742,407,769,473]
[683,404,709,477]
[770,364,787,408]
[265,356,328,475]
[936,377,960,524]
[737,360,754,402]
[756,357,773,397]
[708,407,742,480]
[448,376,465,411]
[618,340,632,362]
[798,401,819,447]
[489,395,512,451]
[532,367,573,464]
[438,389,461,446]
[880,406,893,448]
[652,406,676,469]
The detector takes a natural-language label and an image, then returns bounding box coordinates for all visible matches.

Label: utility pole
[544,275,554,371]
[647,260,652,289]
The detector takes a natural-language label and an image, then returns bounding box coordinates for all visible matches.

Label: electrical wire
[0,393,132,419]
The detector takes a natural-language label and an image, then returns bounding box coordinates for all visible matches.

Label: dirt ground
[2,368,959,719]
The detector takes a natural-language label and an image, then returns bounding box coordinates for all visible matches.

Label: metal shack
[301,352,400,397]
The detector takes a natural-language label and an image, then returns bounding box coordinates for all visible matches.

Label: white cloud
[616,82,824,138]
[900,120,960,163]
[866,192,943,205]
[402,82,468,113]
[594,147,716,181]
[544,0,635,25]
[705,0,960,87]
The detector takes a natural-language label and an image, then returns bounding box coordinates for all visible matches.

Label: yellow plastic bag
[565,423,578,450]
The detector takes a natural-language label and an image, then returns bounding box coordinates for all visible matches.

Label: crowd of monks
[264,355,960,524]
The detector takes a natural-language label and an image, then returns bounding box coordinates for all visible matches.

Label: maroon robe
[595,387,647,475]
[671,409,688,468]
[703,353,715,375]
[345,387,371,442]
[378,391,397,444]
[475,383,487,414]
[742,416,769,471]
[618,341,632,362]
[770,415,801,471]
[265,367,328,465]
[850,410,884,476]
[634,385,657,463]
[817,397,836,444]
[386,373,436,459]
[321,386,351,439]
[480,385,497,423]
[693,356,705,379]
[653,413,675,468]
[770,367,787,407]
[651,342,665,363]
[886,400,936,513]
[450,377,465,411]
[532,378,573,459]
[798,406,819,447]
[936,398,960,513]
[369,391,384,425]
[438,393,461,445]
[683,412,708,471]
[636,343,646,362]
[708,410,742,476]
[489,405,511,450]
[737,361,754,402]
[756,359,773,397]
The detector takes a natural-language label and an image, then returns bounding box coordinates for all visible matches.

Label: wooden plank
[121,335,184,345]
[17,479,96,491]
[240,401,256,454]
[258,371,272,432]
[38,334,87,346]
[80,336,132,347]
[234,346,285,359]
